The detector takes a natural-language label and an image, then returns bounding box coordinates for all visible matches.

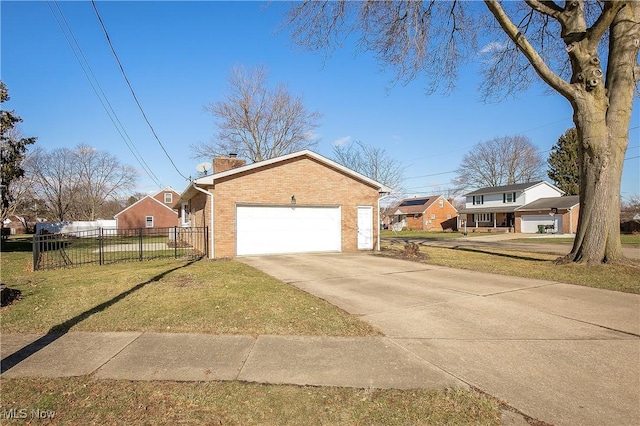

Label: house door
[357,206,373,250]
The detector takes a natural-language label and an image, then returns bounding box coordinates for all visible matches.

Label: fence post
[174,227,178,259]
[205,226,209,258]
[32,234,39,271]
[139,228,143,261]
[99,228,104,265]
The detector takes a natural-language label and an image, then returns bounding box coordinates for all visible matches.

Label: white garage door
[236,205,341,256]
[521,215,562,234]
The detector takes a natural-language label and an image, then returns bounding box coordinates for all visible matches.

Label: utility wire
[48,1,163,189]
[90,0,190,181]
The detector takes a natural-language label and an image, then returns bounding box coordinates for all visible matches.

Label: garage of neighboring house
[515,195,580,234]
[177,150,390,258]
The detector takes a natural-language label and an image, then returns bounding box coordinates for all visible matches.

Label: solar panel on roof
[399,198,428,207]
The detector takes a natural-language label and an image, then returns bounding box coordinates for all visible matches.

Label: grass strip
[0,377,501,425]
[381,241,640,294]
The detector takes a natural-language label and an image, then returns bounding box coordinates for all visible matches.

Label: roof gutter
[193,184,214,259]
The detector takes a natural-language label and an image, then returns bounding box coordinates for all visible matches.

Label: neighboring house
[114,188,180,229]
[458,181,565,232]
[515,195,580,234]
[177,151,391,258]
[2,215,27,237]
[390,196,458,231]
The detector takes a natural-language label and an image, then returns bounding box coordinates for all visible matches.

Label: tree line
[1,81,140,227]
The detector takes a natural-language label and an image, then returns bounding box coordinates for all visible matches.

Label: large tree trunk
[564,2,638,264]
[569,104,625,264]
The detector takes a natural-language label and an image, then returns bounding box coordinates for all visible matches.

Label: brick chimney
[213,153,246,174]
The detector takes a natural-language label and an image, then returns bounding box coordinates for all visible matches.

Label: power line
[90,0,190,182]
[47,1,164,189]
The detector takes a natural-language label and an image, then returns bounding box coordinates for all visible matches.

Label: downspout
[194,185,214,259]
[569,206,573,234]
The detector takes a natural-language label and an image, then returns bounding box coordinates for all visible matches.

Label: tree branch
[524,0,563,18]
[484,0,574,100]
[587,1,626,50]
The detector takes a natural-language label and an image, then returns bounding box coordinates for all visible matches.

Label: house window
[438,199,444,208]
[145,216,154,228]
[475,213,491,222]
[473,195,484,205]
[413,213,421,219]
[431,213,436,220]
[503,192,516,203]
[164,192,173,204]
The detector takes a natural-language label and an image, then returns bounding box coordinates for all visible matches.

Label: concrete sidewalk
[1,332,465,390]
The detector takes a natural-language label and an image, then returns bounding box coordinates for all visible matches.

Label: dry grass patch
[381,241,640,294]
[1,248,378,336]
[0,377,501,425]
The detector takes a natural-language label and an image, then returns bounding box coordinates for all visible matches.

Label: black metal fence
[33,227,208,271]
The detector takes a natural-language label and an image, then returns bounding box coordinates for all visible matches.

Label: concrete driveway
[240,253,640,426]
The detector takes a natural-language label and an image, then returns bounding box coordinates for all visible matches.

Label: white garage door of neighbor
[236,206,342,256]
[521,214,562,233]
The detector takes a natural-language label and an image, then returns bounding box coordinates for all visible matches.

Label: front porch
[457,211,516,233]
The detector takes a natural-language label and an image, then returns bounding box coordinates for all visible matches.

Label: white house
[458,181,565,231]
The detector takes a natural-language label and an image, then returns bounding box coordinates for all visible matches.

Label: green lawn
[511,234,640,246]
[0,378,501,425]
[1,241,377,336]
[380,230,470,239]
[381,241,640,294]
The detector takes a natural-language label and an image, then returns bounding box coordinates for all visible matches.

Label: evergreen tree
[547,128,580,195]
[1,81,37,224]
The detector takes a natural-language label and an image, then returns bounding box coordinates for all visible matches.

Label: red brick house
[390,196,458,231]
[114,188,180,229]
[177,151,390,258]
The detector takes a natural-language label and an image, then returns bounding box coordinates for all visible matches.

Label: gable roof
[114,194,179,218]
[516,195,580,211]
[393,196,441,215]
[179,150,392,202]
[465,181,563,196]
[152,187,179,198]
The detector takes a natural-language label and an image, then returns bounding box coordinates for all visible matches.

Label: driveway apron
[240,252,640,426]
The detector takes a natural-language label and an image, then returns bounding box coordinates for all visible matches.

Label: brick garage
[178,151,389,258]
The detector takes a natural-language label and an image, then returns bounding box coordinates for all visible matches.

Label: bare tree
[455,135,544,190]
[332,140,404,190]
[73,145,137,220]
[30,145,137,221]
[191,64,322,163]
[286,1,640,264]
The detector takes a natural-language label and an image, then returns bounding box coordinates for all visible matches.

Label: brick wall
[153,189,180,207]
[116,198,179,229]
[425,199,458,231]
[193,156,380,258]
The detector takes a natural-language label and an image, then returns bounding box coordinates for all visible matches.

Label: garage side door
[236,206,341,256]
[521,215,562,233]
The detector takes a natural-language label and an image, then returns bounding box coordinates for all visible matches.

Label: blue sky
[2,1,638,200]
